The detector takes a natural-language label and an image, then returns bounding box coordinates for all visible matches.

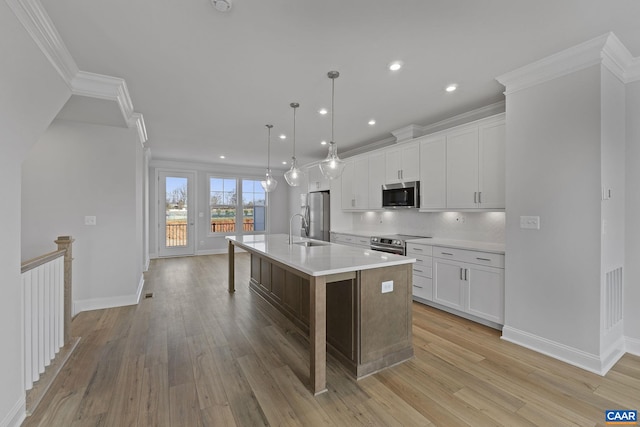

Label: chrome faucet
[289,213,307,244]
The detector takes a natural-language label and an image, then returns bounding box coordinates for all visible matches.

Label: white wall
[149,160,290,256]
[625,81,640,352]
[22,119,144,314]
[503,65,603,356]
[0,2,71,424]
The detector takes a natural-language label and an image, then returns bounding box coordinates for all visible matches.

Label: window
[209,177,266,234]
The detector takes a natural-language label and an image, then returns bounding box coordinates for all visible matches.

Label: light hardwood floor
[24,253,640,426]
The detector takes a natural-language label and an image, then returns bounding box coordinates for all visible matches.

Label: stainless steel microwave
[382,181,420,208]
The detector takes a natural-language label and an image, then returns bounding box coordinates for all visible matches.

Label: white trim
[626,336,640,357]
[8,0,148,144]
[497,32,638,94]
[135,274,145,304]
[501,325,618,376]
[0,396,25,427]
[5,0,78,87]
[73,293,140,315]
[628,59,640,83]
[420,101,505,136]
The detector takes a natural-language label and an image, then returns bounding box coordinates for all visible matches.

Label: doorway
[158,171,195,257]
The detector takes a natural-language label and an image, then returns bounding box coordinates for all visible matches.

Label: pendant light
[284,102,305,187]
[319,70,346,179]
[260,124,278,192]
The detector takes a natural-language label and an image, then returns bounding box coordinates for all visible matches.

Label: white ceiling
[41,0,640,171]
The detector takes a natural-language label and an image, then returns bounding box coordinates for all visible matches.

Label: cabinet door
[368,152,385,209]
[340,160,355,210]
[478,122,505,209]
[466,264,504,324]
[400,143,420,181]
[433,258,465,311]
[353,157,369,209]
[385,149,402,183]
[420,136,446,209]
[446,127,479,209]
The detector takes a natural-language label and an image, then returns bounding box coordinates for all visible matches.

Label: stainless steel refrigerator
[301,191,330,241]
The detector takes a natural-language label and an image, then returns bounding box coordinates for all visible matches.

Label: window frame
[207,174,268,236]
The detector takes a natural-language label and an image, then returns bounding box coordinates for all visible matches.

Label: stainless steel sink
[293,240,328,247]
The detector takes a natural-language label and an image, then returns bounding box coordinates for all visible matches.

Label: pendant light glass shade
[319,71,345,179]
[260,124,278,192]
[284,102,305,187]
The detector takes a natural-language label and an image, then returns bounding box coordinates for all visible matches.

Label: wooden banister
[54,236,74,345]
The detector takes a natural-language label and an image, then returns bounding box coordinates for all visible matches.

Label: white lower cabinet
[432,247,504,325]
[330,232,370,248]
[406,242,433,301]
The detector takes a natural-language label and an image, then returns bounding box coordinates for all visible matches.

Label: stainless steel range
[370,234,431,255]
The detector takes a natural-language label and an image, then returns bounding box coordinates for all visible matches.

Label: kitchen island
[226,234,416,395]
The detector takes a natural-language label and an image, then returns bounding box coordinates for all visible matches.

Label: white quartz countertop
[407,237,505,254]
[331,230,505,254]
[227,234,415,277]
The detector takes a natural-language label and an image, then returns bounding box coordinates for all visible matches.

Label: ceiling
[42,0,640,171]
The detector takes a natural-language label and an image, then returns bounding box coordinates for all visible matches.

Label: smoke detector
[211,0,232,12]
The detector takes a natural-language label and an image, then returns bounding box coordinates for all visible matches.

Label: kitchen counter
[227,234,415,276]
[226,233,415,395]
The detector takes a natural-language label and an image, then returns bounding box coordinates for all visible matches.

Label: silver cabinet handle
[478,191,482,203]
[474,192,477,203]
[414,269,423,273]
[476,257,491,262]
[441,252,454,256]
[413,285,423,289]
[412,247,423,251]
[464,268,468,281]
[460,268,464,280]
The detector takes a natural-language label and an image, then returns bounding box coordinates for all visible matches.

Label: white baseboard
[626,336,640,356]
[135,274,145,304]
[144,257,150,272]
[0,396,25,427]
[501,325,616,375]
[73,292,140,315]
[149,252,158,260]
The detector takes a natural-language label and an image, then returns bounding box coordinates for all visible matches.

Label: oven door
[370,243,405,256]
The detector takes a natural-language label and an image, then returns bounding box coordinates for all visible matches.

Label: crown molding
[8,0,148,143]
[420,101,505,136]
[6,0,79,86]
[391,125,423,143]
[497,32,639,94]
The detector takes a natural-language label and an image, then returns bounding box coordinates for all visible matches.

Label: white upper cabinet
[368,152,385,210]
[478,121,506,209]
[384,142,420,184]
[419,135,446,209]
[446,127,480,208]
[307,164,330,192]
[419,114,505,211]
[341,156,369,211]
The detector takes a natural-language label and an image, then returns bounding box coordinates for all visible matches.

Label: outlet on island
[381,280,394,293]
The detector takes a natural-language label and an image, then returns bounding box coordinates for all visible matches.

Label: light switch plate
[520,215,540,230]
[381,280,393,293]
[84,216,97,226]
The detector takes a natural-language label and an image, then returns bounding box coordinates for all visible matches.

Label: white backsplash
[350,210,505,243]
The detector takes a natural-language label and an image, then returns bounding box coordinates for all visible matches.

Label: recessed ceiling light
[446,84,458,92]
[279,134,286,140]
[318,108,328,115]
[320,140,327,145]
[389,61,403,71]
[368,119,376,125]
[220,155,226,159]
[211,0,232,12]
[282,161,288,165]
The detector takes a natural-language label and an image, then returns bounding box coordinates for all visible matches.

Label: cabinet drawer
[433,246,504,268]
[406,243,433,256]
[412,259,432,279]
[412,274,432,300]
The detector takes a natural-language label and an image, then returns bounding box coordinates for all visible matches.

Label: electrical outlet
[456,216,465,223]
[520,215,540,230]
[84,216,97,226]
[381,280,393,293]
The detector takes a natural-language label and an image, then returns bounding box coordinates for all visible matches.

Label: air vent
[605,267,623,331]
